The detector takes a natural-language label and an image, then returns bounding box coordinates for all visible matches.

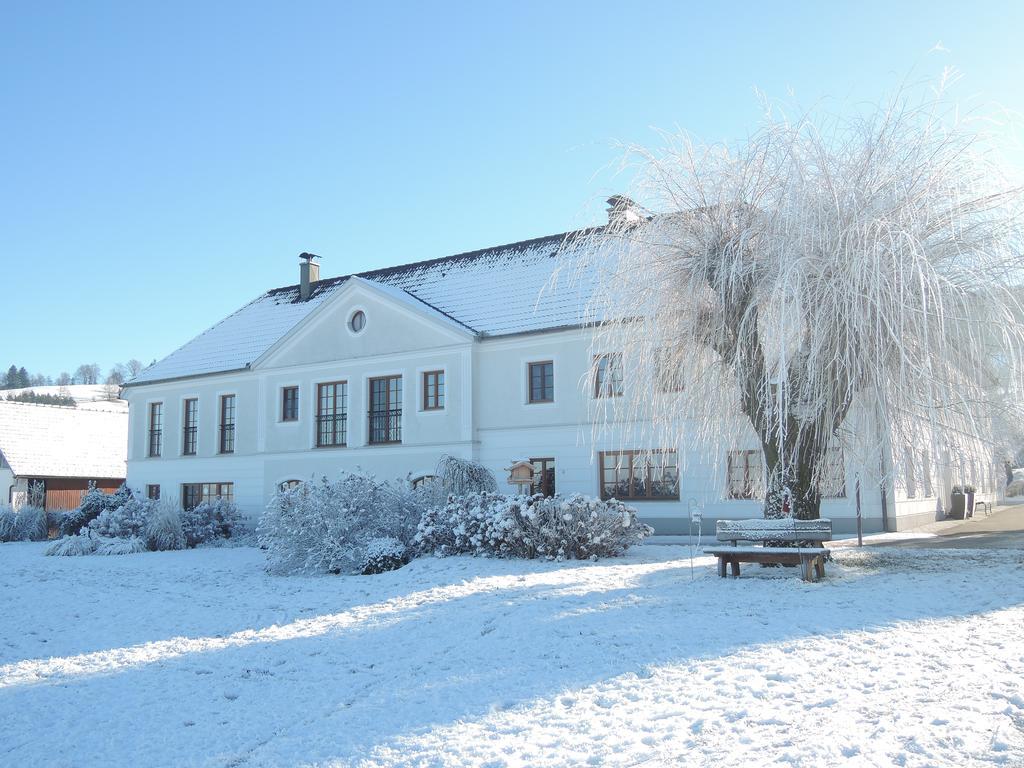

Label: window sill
[315,444,347,449]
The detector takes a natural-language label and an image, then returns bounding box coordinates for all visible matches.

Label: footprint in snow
[223,692,239,701]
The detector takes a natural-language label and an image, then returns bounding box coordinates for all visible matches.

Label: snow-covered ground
[0,543,1021,767]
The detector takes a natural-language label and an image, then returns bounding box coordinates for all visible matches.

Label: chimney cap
[299,252,322,262]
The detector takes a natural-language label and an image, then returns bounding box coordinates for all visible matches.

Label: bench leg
[801,558,814,582]
[730,560,740,577]
[814,556,825,580]
[718,557,727,578]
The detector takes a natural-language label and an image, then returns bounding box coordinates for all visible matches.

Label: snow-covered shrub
[144,500,185,551]
[435,454,498,496]
[61,484,132,536]
[96,536,148,556]
[360,536,408,575]
[46,532,98,556]
[181,497,241,547]
[0,505,48,542]
[44,531,147,556]
[258,472,422,575]
[415,493,652,560]
[87,495,154,539]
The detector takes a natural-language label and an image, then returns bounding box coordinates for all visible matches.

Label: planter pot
[950,493,966,519]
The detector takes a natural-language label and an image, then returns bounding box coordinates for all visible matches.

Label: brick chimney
[299,252,321,300]
[606,195,646,226]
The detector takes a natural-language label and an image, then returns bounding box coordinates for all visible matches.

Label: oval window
[349,310,366,333]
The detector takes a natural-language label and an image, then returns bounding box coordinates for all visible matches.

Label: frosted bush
[46,532,98,556]
[144,500,185,551]
[62,484,132,536]
[45,531,147,556]
[182,497,241,547]
[258,472,422,575]
[0,505,48,542]
[96,536,148,556]
[87,496,153,539]
[415,493,652,560]
[360,536,408,575]
[435,455,498,496]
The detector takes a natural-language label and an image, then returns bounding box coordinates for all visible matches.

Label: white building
[122,218,1001,534]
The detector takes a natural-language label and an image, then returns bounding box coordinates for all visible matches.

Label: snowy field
[0,543,1021,767]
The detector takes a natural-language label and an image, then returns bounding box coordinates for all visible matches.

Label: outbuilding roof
[128,228,603,385]
[0,401,128,479]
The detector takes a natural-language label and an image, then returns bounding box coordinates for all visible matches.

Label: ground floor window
[410,475,437,489]
[181,482,234,510]
[278,479,303,492]
[726,450,763,499]
[146,484,161,500]
[530,457,556,497]
[599,450,679,500]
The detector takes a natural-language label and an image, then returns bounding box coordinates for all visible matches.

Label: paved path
[866,499,1024,550]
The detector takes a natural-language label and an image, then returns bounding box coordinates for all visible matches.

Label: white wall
[125,286,986,535]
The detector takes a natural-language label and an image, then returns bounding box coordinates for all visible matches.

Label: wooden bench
[705,518,833,582]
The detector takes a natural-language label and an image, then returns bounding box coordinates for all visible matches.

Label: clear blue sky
[2,1,1022,379]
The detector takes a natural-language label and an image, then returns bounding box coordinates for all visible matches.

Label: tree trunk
[761,432,823,521]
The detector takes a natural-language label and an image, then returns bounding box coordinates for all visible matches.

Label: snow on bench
[706,518,833,582]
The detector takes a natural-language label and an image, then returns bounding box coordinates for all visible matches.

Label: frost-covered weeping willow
[565,92,1024,520]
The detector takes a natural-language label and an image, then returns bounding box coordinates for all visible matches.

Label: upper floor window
[147,402,163,458]
[182,398,198,456]
[727,450,763,499]
[219,394,236,454]
[369,375,402,444]
[349,310,366,333]
[593,353,624,398]
[279,479,303,492]
[146,484,161,500]
[316,381,347,447]
[422,370,445,410]
[281,386,299,422]
[527,361,554,403]
[599,450,679,501]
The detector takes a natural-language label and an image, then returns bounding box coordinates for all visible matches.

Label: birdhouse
[505,460,534,494]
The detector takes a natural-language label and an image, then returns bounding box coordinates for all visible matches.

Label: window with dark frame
[527,361,554,403]
[281,386,299,422]
[530,457,556,497]
[181,482,234,511]
[369,375,402,444]
[820,441,847,499]
[219,394,236,454]
[148,402,163,458]
[422,370,444,410]
[182,398,198,456]
[316,381,347,447]
[599,450,679,501]
[726,450,763,499]
[279,479,303,492]
[593,353,624,398]
[146,484,161,500]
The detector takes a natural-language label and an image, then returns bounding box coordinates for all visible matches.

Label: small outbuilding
[0,400,127,510]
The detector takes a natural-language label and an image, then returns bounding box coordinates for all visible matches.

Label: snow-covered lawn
[1,543,1021,767]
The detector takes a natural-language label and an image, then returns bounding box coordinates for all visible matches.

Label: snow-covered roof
[0,401,128,479]
[129,228,603,385]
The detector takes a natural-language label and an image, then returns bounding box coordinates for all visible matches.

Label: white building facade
[123,230,1002,535]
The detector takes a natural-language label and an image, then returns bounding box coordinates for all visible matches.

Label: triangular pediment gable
[253,277,475,370]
